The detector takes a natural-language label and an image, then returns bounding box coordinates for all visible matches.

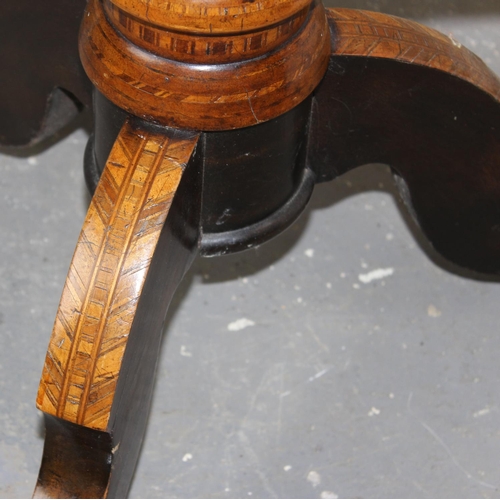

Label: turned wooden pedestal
[2,0,500,497]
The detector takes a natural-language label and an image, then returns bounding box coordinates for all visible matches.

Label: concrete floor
[1,1,500,498]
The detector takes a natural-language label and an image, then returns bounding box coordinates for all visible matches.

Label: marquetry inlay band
[36,120,200,430]
[79,0,330,130]
[328,8,500,103]
[109,0,312,34]
[105,0,310,64]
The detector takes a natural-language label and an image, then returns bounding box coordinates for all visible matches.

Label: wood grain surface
[110,0,311,33]
[79,0,330,130]
[308,8,500,273]
[104,0,309,63]
[36,120,200,431]
[328,8,500,102]
[31,3,500,497]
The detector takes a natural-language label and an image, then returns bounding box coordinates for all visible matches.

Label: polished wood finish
[79,0,330,130]
[111,0,311,33]
[35,118,202,497]
[88,92,314,255]
[36,120,200,430]
[328,8,500,100]
[308,9,500,273]
[105,0,309,63]
[21,1,500,497]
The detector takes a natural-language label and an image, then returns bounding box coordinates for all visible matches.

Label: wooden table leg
[308,8,500,275]
[31,1,500,498]
[34,119,202,498]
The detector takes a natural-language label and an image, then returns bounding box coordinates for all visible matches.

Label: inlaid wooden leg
[308,8,500,274]
[34,119,202,498]
[30,1,500,498]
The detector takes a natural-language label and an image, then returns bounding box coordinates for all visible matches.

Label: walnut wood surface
[111,0,311,33]
[35,116,202,498]
[36,120,200,430]
[328,8,500,101]
[308,8,500,273]
[105,0,309,63]
[79,0,330,130]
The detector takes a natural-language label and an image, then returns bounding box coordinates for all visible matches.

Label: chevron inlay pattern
[328,8,500,103]
[36,120,200,431]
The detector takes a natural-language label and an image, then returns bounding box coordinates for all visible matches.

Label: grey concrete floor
[2,1,500,498]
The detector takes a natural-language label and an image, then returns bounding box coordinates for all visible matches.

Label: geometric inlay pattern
[329,8,500,102]
[36,120,200,430]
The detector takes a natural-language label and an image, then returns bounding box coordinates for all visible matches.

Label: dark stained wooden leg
[34,119,202,498]
[308,8,500,274]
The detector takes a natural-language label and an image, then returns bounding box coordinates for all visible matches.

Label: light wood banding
[105,0,309,64]
[309,8,500,272]
[328,8,500,102]
[110,0,311,34]
[36,120,200,431]
[79,0,330,130]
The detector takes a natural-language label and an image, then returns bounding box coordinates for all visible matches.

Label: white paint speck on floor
[227,318,255,331]
[359,268,394,284]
